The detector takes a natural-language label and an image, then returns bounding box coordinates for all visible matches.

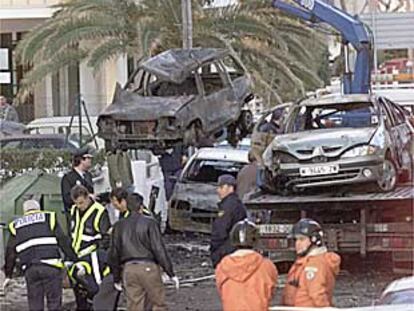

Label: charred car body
[169,147,248,233]
[98,48,253,151]
[261,94,413,193]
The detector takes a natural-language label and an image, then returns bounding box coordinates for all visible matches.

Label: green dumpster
[0,170,67,252]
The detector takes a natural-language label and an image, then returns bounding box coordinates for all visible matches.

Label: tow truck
[244,0,414,273]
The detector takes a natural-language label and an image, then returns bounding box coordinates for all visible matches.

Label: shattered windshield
[290,102,379,132]
[183,159,245,183]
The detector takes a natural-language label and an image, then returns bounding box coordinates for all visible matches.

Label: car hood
[99,83,195,121]
[270,127,377,158]
[172,181,219,211]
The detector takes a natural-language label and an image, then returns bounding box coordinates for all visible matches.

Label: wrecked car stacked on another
[260,94,413,194]
[97,48,254,152]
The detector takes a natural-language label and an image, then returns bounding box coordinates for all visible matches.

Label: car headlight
[273,151,297,164]
[341,145,378,158]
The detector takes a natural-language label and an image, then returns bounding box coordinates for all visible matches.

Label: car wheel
[376,158,397,192]
[226,124,239,147]
[238,110,253,135]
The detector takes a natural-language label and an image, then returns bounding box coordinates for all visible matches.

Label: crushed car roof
[140,48,229,84]
[299,94,375,106]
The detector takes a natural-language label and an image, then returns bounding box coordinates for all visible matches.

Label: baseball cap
[73,147,94,158]
[23,200,41,213]
[217,174,237,187]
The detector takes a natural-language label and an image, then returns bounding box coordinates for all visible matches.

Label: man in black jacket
[61,148,94,232]
[108,193,179,311]
[210,174,247,268]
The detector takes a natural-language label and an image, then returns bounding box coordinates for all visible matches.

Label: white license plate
[299,164,339,176]
[259,224,293,235]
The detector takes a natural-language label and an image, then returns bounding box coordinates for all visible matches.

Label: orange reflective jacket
[216,250,278,311]
[282,247,341,307]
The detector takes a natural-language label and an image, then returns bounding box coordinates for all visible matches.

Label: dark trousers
[74,285,92,311]
[123,262,166,311]
[24,264,63,311]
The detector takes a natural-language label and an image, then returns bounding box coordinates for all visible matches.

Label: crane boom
[272,0,373,94]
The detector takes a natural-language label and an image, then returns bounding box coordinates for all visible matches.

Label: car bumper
[276,155,383,189]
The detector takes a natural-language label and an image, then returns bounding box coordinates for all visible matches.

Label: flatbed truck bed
[244,184,414,273]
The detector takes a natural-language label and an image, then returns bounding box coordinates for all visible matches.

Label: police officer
[61,148,94,232]
[282,218,341,307]
[210,174,247,268]
[110,187,152,219]
[70,185,111,310]
[4,199,77,310]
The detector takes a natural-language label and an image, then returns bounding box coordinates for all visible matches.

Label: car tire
[226,124,239,147]
[375,157,397,192]
[238,110,253,135]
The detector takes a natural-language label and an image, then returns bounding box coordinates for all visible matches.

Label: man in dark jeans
[210,174,247,268]
[4,199,77,310]
[108,193,179,311]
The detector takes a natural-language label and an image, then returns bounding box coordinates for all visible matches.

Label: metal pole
[181,0,193,49]
[370,0,378,75]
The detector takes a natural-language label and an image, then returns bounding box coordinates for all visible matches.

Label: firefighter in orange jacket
[282,218,341,307]
[215,219,278,311]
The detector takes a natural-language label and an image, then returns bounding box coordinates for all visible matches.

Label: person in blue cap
[210,174,247,268]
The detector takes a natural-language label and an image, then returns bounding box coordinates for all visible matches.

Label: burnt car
[261,94,413,193]
[98,48,253,151]
[169,147,248,233]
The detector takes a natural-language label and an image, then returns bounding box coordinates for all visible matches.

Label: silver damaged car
[261,94,413,193]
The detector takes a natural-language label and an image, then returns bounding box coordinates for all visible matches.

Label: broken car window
[183,159,245,183]
[199,63,226,96]
[291,103,378,132]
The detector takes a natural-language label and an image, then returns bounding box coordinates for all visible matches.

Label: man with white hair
[3,199,77,310]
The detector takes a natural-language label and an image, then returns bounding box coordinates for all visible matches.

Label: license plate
[299,164,339,176]
[259,224,293,235]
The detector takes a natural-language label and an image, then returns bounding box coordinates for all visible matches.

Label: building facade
[0,0,128,122]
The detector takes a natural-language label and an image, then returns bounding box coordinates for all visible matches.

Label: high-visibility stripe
[8,222,16,236]
[78,245,97,258]
[91,251,102,285]
[68,261,92,281]
[93,205,105,232]
[41,258,64,269]
[49,212,56,231]
[103,266,111,276]
[81,234,102,242]
[16,237,58,253]
[71,208,80,248]
[72,204,97,254]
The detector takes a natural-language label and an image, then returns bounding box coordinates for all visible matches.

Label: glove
[161,273,169,284]
[74,263,86,277]
[171,276,180,290]
[64,261,74,270]
[2,278,11,291]
[114,282,123,291]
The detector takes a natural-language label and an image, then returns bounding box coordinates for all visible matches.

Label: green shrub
[0,148,106,184]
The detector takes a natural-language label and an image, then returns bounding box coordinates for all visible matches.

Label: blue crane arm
[272,0,372,94]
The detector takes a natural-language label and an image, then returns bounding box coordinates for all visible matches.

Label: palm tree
[16,0,326,104]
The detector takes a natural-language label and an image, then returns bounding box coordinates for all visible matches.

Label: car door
[197,61,240,134]
[378,97,406,169]
[384,98,413,172]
